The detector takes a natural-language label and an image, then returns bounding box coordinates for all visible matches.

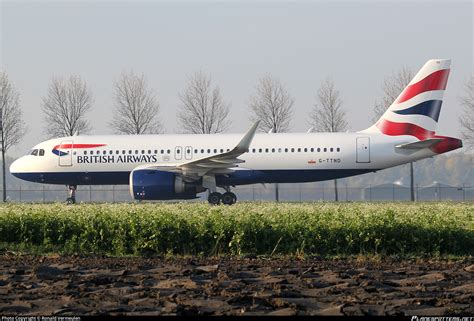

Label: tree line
[0,68,473,202]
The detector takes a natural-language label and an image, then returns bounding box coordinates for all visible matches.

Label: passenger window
[128,150,132,154]
[271,148,275,153]
[135,150,139,154]
[337,147,340,152]
[226,149,230,152]
[310,148,314,152]
[142,150,145,154]
[291,148,295,152]
[160,150,164,154]
[317,148,321,152]
[285,148,288,152]
[297,148,301,152]
[194,149,198,154]
[122,150,126,154]
[213,149,217,153]
[330,148,333,152]
[304,148,308,152]
[278,148,282,153]
[167,149,170,154]
[83,151,87,155]
[265,148,269,153]
[153,150,157,154]
[109,150,113,155]
[97,150,100,155]
[323,148,327,152]
[103,150,107,155]
[220,149,224,153]
[207,149,211,153]
[252,148,256,153]
[258,148,262,153]
[39,149,45,156]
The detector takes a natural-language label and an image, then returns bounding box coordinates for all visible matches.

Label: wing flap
[194,162,240,168]
[210,158,245,164]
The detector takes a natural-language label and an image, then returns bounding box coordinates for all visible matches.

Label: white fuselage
[10,132,435,187]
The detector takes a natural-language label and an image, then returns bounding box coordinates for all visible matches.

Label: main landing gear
[66,185,77,205]
[202,176,237,205]
[208,190,237,206]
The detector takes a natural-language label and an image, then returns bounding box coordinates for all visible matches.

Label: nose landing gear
[66,185,77,205]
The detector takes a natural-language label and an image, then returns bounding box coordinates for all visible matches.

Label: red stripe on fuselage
[376,119,434,140]
[396,69,450,104]
[53,143,106,150]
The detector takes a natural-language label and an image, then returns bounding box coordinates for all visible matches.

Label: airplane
[10,59,462,205]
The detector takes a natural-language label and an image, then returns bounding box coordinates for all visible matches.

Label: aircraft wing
[134,121,260,181]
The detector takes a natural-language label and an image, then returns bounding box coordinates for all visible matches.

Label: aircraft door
[356,137,370,163]
[175,146,182,160]
[58,140,73,167]
[184,146,193,160]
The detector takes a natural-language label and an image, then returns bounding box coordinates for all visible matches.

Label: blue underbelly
[12,169,376,186]
[12,171,130,185]
[216,169,375,185]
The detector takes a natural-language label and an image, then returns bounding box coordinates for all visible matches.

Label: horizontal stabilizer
[395,138,443,150]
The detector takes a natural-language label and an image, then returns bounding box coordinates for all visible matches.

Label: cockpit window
[30,149,38,156]
[39,149,45,156]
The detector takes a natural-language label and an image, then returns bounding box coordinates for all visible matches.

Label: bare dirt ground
[0,254,472,316]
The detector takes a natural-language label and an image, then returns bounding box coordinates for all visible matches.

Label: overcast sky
[1,0,472,157]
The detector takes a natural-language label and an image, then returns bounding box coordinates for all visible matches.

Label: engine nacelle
[129,169,198,200]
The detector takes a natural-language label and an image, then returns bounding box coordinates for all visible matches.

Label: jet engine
[129,169,199,200]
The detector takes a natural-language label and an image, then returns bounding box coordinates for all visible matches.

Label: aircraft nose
[9,156,40,183]
[9,157,23,176]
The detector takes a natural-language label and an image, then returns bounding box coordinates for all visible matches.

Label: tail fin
[363,59,451,140]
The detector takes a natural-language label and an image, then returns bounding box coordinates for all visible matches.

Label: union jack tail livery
[365,59,451,140]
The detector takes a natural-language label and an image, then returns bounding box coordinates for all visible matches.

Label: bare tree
[249,75,294,133]
[249,75,294,201]
[310,78,348,133]
[373,67,417,201]
[372,66,414,123]
[310,78,348,201]
[459,75,474,148]
[42,75,93,137]
[0,71,26,202]
[110,71,162,134]
[178,71,230,134]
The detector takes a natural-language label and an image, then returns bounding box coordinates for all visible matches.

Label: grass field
[0,202,472,257]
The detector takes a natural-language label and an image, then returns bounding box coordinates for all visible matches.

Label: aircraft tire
[222,192,237,205]
[208,192,222,205]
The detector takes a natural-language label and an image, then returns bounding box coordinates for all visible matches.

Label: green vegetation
[0,202,472,257]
